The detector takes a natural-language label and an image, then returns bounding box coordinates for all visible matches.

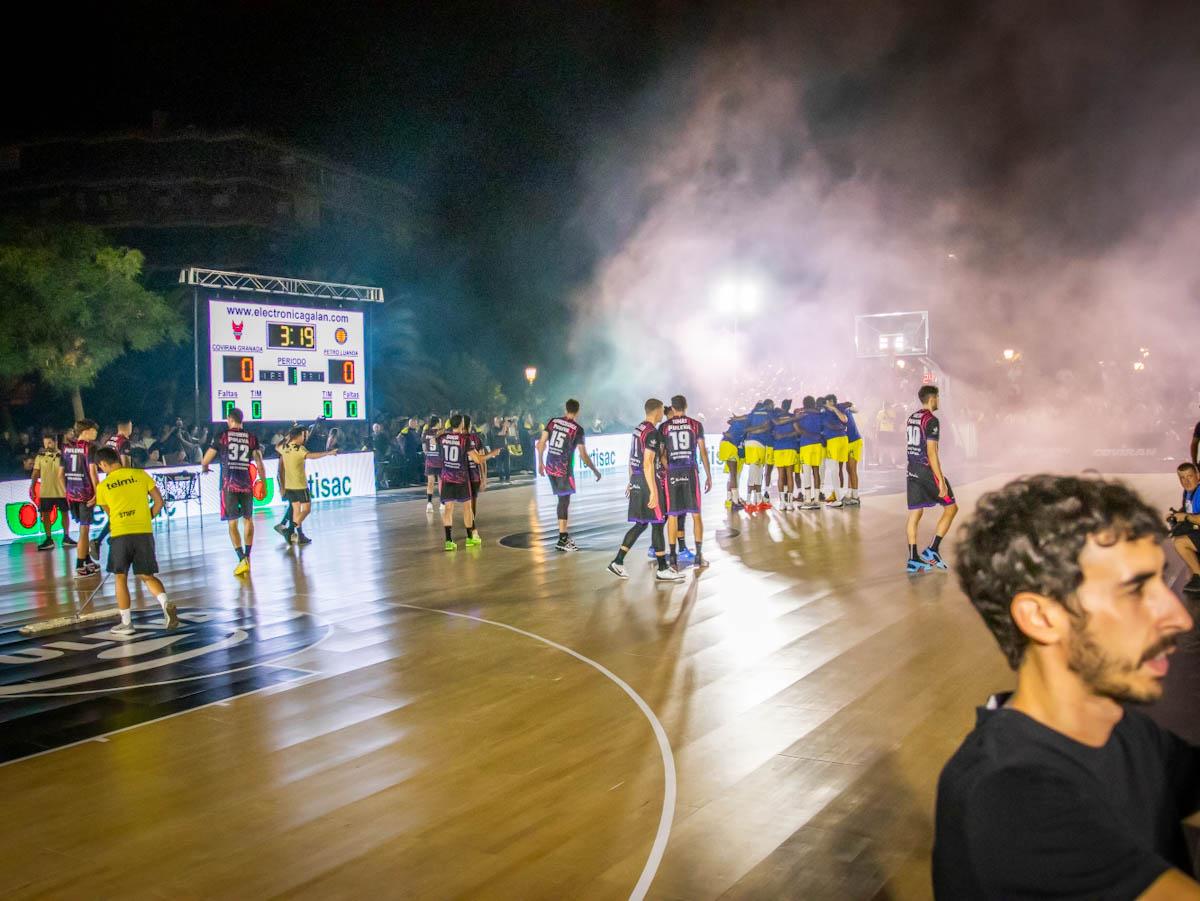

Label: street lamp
[524,366,538,385]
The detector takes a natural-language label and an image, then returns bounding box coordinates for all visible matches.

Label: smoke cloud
[567,0,1200,455]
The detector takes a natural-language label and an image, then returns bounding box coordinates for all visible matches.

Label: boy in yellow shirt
[30,430,72,550]
[277,426,338,545]
[94,446,177,634]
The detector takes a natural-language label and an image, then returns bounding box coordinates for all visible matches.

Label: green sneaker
[444,540,458,552]
[465,536,483,547]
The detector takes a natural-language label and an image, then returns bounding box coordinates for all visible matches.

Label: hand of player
[87,497,96,508]
[647,491,658,510]
[538,463,545,477]
[704,474,712,494]
[592,468,602,482]
[625,482,632,498]
[201,464,210,474]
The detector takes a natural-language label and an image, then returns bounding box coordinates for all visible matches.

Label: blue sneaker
[676,547,695,563]
[907,557,934,575]
[920,547,948,570]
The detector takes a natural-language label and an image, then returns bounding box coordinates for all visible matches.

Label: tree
[0,224,184,420]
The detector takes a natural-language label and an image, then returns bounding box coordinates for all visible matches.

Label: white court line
[389,602,676,901]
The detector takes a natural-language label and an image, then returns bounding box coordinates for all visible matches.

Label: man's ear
[1011,591,1070,651]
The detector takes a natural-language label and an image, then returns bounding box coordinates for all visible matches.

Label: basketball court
[0,465,1193,899]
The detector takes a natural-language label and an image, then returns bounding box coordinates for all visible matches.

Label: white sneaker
[556,538,580,552]
[802,500,821,510]
[655,566,685,582]
[607,561,628,579]
[111,621,136,636]
[844,496,861,506]
[826,498,844,508]
[426,502,434,514]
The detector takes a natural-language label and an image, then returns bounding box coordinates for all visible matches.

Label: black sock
[909,544,919,561]
[695,540,703,558]
[427,493,433,503]
[243,545,251,558]
[444,526,452,542]
[236,547,246,560]
[669,550,677,567]
[615,548,628,564]
[657,555,668,571]
[558,531,567,544]
[931,535,943,553]
[467,527,475,538]
[677,538,687,552]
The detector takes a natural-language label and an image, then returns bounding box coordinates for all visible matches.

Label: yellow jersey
[34,449,66,498]
[280,442,309,489]
[95,468,156,537]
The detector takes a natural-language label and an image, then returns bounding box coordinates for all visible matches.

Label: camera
[1167,510,1197,538]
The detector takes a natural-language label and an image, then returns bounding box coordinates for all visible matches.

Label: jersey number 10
[906,425,921,449]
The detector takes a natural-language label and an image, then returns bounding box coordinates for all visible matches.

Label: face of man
[42,436,56,449]
[1065,535,1193,704]
[1179,468,1200,492]
[80,427,98,442]
[226,416,240,430]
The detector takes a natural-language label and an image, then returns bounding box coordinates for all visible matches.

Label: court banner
[1,452,377,544]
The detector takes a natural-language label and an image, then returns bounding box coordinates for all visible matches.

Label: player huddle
[718,395,863,512]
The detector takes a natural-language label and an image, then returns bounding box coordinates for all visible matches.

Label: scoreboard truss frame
[184,268,383,427]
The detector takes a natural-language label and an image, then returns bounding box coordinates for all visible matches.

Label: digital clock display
[222,355,254,382]
[328,359,356,384]
[300,371,325,383]
[259,369,285,382]
[267,323,316,349]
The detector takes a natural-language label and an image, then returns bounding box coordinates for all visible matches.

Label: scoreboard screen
[208,299,366,423]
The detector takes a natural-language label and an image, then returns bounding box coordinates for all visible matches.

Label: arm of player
[578,445,602,481]
[536,431,548,476]
[827,402,848,424]
[307,449,338,460]
[149,484,164,519]
[643,449,658,507]
[87,460,99,506]
[200,447,217,473]
[697,438,712,492]
[927,439,948,497]
[253,450,267,479]
[29,465,40,502]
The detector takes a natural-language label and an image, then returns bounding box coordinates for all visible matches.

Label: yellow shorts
[799,444,825,468]
[772,448,797,468]
[718,440,738,463]
[848,438,864,462]
[743,441,766,466]
[765,447,775,466]
[826,436,850,463]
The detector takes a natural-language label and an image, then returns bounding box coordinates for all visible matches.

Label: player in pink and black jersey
[658,395,712,569]
[537,398,601,552]
[905,385,958,574]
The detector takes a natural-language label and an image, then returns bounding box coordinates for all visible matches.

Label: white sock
[850,488,858,499]
[119,608,132,626]
[156,592,169,610]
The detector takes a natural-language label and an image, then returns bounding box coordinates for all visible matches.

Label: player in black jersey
[660,395,712,569]
[905,386,958,573]
[93,419,133,555]
[537,399,601,551]
[422,414,442,513]
[608,398,684,581]
[440,414,487,550]
[201,408,266,576]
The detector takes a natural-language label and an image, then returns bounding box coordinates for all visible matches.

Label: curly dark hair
[954,474,1164,670]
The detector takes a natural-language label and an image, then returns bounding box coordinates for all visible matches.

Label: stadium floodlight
[711,275,763,316]
[524,366,538,385]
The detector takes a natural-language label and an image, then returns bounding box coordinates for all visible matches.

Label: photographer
[1169,462,1200,596]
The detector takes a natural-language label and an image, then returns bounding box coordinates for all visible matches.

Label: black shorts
[440,478,473,503]
[424,459,442,476]
[907,466,955,510]
[107,533,159,575]
[283,488,311,503]
[221,489,254,521]
[547,473,576,497]
[664,468,701,515]
[39,497,68,515]
[68,500,94,525]
[628,472,666,524]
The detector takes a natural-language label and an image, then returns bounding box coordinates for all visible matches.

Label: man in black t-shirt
[936,475,1199,899]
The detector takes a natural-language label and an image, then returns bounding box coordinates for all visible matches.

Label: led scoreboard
[208,299,366,422]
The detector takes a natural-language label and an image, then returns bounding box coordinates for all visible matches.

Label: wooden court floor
[0,469,1189,900]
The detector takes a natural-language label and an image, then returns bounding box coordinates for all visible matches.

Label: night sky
[5,0,1200,407]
